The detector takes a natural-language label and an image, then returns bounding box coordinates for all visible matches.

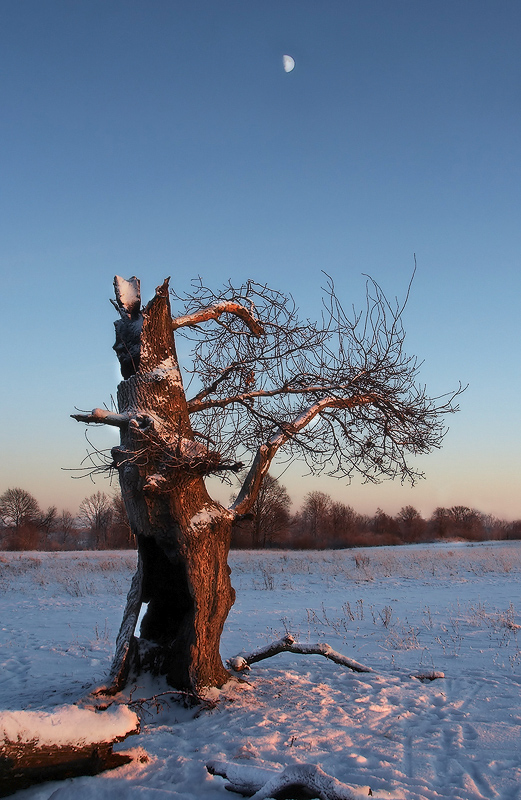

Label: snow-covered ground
[2,542,521,799]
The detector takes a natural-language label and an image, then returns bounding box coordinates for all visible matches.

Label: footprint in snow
[0,654,30,689]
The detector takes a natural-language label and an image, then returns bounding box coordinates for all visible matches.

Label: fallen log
[0,704,138,796]
[227,634,373,674]
[207,760,371,799]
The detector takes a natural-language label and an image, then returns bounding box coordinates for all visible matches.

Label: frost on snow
[0,705,138,748]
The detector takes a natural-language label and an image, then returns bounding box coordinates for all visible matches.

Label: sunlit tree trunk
[106,279,234,692]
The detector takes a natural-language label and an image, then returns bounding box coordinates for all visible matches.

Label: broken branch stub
[70,409,130,428]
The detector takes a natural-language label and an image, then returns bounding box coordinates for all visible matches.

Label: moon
[282,55,295,73]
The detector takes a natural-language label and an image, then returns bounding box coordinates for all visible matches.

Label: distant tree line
[231,477,521,549]
[0,487,133,551]
[1,479,520,551]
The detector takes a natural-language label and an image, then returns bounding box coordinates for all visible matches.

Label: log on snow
[0,740,132,797]
[207,760,370,800]
[227,634,373,674]
[0,705,139,796]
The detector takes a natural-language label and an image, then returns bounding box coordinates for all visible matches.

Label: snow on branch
[172,300,264,337]
[207,760,368,799]
[71,408,130,428]
[227,634,373,674]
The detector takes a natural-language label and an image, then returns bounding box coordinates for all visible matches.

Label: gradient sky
[1,1,520,520]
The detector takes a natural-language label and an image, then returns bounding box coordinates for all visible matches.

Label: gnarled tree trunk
[103,278,235,693]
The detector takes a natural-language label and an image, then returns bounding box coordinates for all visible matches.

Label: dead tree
[72,274,460,694]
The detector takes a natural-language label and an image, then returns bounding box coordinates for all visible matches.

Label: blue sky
[0,0,520,520]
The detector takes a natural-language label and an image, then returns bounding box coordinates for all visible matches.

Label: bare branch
[188,362,245,406]
[172,300,264,337]
[231,393,375,515]
[187,375,370,413]
[175,273,463,507]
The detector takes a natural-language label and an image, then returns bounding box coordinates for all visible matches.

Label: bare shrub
[386,621,421,650]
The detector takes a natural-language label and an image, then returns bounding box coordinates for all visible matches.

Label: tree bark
[0,706,138,796]
[0,741,132,796]
[108,278,235,693]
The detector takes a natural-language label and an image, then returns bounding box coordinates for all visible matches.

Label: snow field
[1,542,521,799]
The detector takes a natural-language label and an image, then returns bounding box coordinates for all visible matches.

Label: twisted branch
[227,633,373,674]
[172,300,264,337]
